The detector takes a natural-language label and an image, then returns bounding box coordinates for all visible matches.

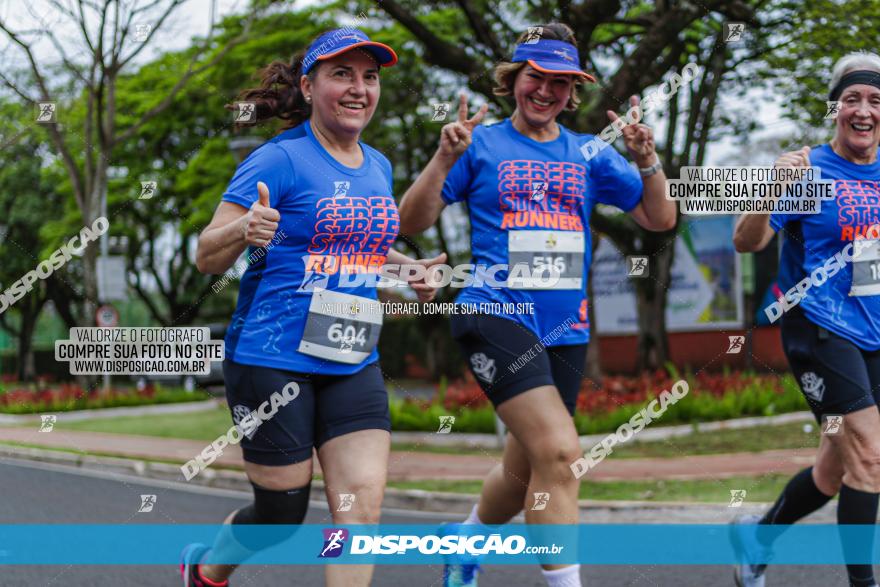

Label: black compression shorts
[450,313,586,415]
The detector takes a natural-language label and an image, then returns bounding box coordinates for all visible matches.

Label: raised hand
[775,145,811,168]
[607,95,657,166]
[243,181,280,247]
[438,93,488,161]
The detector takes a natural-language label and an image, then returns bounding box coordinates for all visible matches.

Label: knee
[245,481,312,524]
[329,480,384,524]
[813,463,843,496]
[813,462,843,495]
[231,482,311,549]
[847,446,880,491]
[530,436,583,483]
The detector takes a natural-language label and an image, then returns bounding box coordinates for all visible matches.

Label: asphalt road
[0,458,853,586]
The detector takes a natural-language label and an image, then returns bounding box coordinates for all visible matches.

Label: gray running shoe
[730,514,769,587]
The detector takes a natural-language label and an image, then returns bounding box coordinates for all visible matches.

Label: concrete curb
[394,411,816,450]
[0,399,220,425]
[0,444,760,515]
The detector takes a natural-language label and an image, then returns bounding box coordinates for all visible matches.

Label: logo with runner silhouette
[39,415,56,432]
[138,494,156,513]
[728,489,747,507]
[333,181,350,199]
[437,416,455,434]
[318,528,349,558]
[627,256,648,277]
[726,336,745,354]
[531,492,550,511]
[431,102,450,121]
[337,493,356,512]
[822,414,843,435]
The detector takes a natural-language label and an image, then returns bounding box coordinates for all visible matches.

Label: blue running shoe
[442,523,481,587]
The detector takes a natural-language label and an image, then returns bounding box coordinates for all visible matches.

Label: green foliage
[388,373,808,434]
[572,374,806,435]
[390,398,496,432]
[0,387,210,414]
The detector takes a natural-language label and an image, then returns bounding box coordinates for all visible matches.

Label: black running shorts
[450,313,586,415]
[781,306,880,421]
[222,359,390,466]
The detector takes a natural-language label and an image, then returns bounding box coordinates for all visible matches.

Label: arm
[384,249,447,302]
[733,145,811,253]
[196,182,280,275]
[609,96,676,231]
[733,214,775,252]
[398,153,454,234]
[629,152,675,231]
[398,94,487,235]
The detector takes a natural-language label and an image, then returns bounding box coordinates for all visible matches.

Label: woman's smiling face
[512,64,574,128]
[306,50,381,137]
[835,83,880,155]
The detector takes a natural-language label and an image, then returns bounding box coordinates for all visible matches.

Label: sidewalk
[0,427,815,481]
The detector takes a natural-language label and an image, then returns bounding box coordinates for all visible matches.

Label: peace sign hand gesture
[438,93,488,162]
[607,95,657,167]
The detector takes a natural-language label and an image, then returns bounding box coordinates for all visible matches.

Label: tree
[367,0,790,370]
[107,8,331,325]
[0,100,78,380]
[0,0,263,331]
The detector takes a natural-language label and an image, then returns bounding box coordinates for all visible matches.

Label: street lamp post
[228,136,263,164]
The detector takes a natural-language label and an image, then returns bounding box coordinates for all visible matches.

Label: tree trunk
[633,229,675,371]
[17,310,38,382]
[585,238,602,384]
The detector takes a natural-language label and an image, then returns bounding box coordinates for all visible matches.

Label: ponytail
[228,42,320,129]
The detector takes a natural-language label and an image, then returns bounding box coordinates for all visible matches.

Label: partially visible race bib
[298,289,382,364]
[507,230,584,290]
[851,239,880,297]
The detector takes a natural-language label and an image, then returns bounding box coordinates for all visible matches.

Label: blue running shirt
[771,143,880,350]
[442,118,644,345]
[222,121,399,373]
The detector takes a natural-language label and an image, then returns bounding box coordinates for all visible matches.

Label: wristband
[639,160,663,178]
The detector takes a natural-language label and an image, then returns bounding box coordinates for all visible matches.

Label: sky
[0,0,802,167]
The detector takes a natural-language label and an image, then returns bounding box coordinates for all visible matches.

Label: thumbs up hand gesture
[243,181,281,247]
[774,145,811,169]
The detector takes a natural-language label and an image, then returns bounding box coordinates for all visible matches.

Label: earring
[305,96,312,103]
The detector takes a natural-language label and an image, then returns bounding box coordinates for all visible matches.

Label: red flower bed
[440,370,787,414]
[0,381,157,410]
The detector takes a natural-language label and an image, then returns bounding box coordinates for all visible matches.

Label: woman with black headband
[399,22,675,587]
[732,51,880,587]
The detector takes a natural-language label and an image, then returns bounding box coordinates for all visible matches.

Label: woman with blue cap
[398,22,675,587]
[181,28,444,587]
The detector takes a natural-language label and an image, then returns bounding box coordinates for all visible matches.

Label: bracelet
[639,159,663,178]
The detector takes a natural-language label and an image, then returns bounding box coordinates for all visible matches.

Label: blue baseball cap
[511,38,595,82]
[302,28,398,75]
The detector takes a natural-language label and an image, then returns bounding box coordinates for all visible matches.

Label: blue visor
[511,38,594,81]
[302,28,398,75]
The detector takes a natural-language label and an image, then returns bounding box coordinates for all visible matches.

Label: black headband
[829,70,880,101]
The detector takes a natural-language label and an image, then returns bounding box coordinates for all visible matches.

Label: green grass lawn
[48,408,819,460]
[389,473,794,503]
[57,406,233,441]
[7,404,812,504]
[609,421,819,459]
